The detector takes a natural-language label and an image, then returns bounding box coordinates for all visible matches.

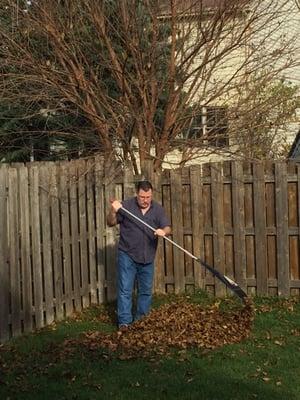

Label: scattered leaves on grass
[262,377,271,383]
[274,340,284,346]
[255,297,299,314]
[62,298,255,359]
[291,328,300,336]
[68,304,115,324]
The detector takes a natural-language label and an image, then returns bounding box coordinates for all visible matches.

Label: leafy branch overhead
[0,0,299,169]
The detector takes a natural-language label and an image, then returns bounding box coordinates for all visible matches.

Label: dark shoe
[118,324,129,333]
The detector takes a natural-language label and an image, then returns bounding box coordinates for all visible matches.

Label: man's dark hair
[136,180,153,192]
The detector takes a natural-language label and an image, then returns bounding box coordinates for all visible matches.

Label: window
[186,106,229,147]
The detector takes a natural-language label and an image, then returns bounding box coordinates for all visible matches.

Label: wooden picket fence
[0,158,300,342]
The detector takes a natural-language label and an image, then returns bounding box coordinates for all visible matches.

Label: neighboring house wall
[262,0,300,144]
[158,3,249,167]
[176,18,248,106]
[161,0,300,168]
[284,0,300,143]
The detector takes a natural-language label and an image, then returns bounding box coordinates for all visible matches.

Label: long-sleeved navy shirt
[116,196,171,264]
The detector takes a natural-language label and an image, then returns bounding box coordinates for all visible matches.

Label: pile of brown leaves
[66,299,255,359]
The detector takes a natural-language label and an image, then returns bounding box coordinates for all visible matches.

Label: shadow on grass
[0,344,295,400]
[1,295,299,400]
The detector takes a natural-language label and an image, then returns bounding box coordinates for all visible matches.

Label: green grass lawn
[1,293,300,400]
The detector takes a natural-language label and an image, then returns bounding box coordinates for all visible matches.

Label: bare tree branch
[0,0,299,170]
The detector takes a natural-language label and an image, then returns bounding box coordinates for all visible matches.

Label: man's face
[137,189,153,209]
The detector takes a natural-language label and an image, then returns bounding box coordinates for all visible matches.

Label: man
[107,180,171,330]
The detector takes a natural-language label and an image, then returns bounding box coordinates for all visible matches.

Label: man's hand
[154,227,171,237]
[110,199,122,213]
[107,199,122,227]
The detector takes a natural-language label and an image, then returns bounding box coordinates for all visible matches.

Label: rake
[120,206,248,304]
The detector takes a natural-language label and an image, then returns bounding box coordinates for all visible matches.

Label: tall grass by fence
[0,158,300,342]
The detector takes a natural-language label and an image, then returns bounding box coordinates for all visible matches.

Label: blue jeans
[117,250,154,325]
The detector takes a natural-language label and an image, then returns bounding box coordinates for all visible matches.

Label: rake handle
[119,205,247,303]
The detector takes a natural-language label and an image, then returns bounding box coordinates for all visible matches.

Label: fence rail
[1,158,300,342]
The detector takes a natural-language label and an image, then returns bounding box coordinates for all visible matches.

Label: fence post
[19,166,32,332]
[40,165,55,324]
[104,159,119,302]
[69,162,82,311]
[78,159,90,308]
[232,161,247,291]
[8,167,22,337]
[154,171,165,294]
[190,165,204,290]
[276,162,289,296]
[123,162,135,198]
[253,162,268,295]
[49,165,64,319]
[0,166,10,341]
[170,169,185,293]
[211,163,225,298]
[29,166,44,328]
[86,157,98,305]
[59,163,73,315]
[95,156,106,304]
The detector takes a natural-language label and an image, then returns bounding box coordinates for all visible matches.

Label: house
[2,1,299,169]
[288,128,300,160]
[155,0,300,168]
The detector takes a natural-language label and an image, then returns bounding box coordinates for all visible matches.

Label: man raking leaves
[107,181,171,330]
[107,180,248,332]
